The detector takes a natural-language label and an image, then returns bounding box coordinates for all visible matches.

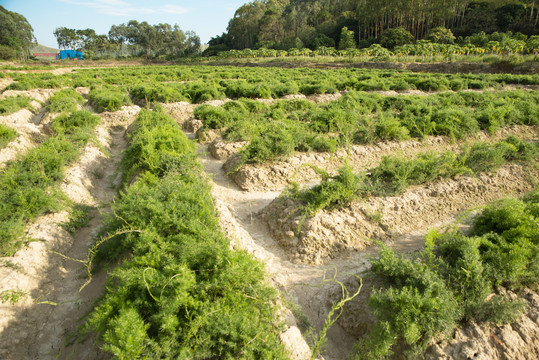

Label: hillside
[30,44,58,54]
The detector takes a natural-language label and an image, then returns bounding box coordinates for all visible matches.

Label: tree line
[205,0,539,54]
[54,21,201,59]
[0,6,35,61]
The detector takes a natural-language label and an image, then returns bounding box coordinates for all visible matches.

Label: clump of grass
[47,88,85,113]
[62,204,95,234]
[0,124,18,149]
[89,85,131,112]
[0,96,34,115]
[130,84,187,103]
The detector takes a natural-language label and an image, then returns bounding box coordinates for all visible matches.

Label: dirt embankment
[261,163,539,264]
[0,105,140,360]
[222,125,537,192]
[426,287,539,360]
[0,77,13,91]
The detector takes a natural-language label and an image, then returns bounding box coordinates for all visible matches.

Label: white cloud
[160,4,188,15]
[58,0,157,17]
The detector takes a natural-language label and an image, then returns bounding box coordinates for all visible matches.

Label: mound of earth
[1,89,56,103]
[225,126,537,192]
[0,109,45,168]
[209,138,248,161]
[161,101,194,126]
[261,163,539,264]
[426,287,539,360]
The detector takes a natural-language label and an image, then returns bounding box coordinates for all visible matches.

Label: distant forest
[206,0,539,53]
[54,21,201,59]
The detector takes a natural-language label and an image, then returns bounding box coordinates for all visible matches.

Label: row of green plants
[5,65,539,94]
[0,95,35,115]
[193,90,539,167]
[88,85,132,112]
[217,36,539,59]
[286,136,538,217]
[84,107,288,359]
[0,109,100,255]
[46,88,85,113]
[0,123,17,150]
[357,189,539,359]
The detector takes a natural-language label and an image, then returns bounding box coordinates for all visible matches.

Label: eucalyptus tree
[0,6,35,61]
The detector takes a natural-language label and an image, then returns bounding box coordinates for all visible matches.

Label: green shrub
[0,45,16,60]
[47,88,85,113]
[121,108,196,183]
[359,193,539,359]
[379,27,415,49]
[426,27,456,44]
[0,96,34,115]
[87,108,287,359]
[89,85,131,112]
[0,124,17,149]
[239,121,296,164]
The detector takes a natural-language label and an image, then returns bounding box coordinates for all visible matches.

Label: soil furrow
[199,143,371,360]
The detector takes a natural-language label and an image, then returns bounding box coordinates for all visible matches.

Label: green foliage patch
[357,191,539,359]
[0,110,100,255]
[47,88,85,113]
[0,124,17,149]
[89,85,132,112]
[86,108,287,359]
[0,95,34,115]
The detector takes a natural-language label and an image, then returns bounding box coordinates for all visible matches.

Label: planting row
[5,65,539,95]
[218,36,539,59]
[195,90,539,168]
[286,136,539,217]
[0,109,100,255]
[84,108,288,359]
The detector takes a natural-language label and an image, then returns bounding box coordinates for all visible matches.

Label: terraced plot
[0,64,537,360]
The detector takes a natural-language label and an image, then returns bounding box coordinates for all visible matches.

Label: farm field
[0,63,538,359]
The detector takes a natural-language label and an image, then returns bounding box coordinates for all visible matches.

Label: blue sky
[1,0,245,48]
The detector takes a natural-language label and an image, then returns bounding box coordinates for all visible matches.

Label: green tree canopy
[427,27,456,44]
[0,6,35,61]
[379,27,415,49]
[338,26,356,49]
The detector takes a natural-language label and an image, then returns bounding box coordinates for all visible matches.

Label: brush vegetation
[0,95,34,115]
[47,88,85,113]
[85,108,287,359]
[0,124,18,149]
[357,189,539,359]
[89,85,132,112]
